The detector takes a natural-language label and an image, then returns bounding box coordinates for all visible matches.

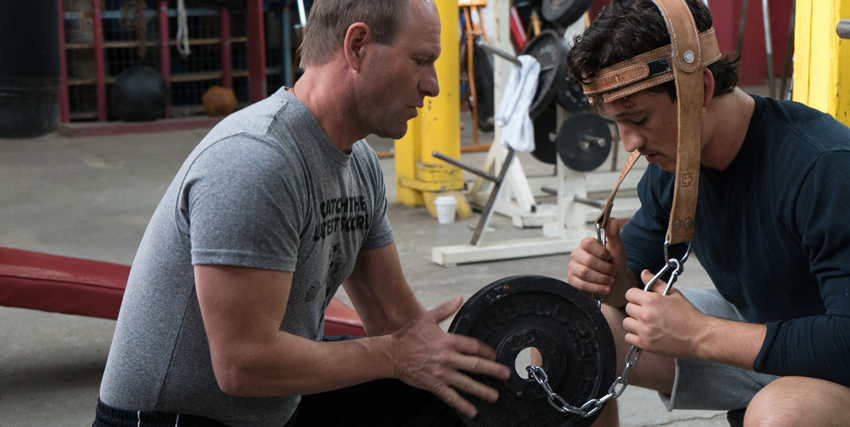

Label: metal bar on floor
[432,150,499,182]
[470,146,515,246]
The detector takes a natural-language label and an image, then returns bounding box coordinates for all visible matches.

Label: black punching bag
[112,66,167,122]
[0,0,60,138]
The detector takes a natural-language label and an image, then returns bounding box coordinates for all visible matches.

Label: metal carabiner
[596,222,607,247]
[593,223,608,308]
[663,240,694,272]
[647,241,693,294]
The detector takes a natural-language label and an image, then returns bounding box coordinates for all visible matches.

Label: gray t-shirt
[99,88,394,426]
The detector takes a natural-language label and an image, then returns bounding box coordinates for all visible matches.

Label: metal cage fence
[60,0,270,123]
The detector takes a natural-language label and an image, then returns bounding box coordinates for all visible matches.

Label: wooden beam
[158,0,171,118]
[246,0,267,103]
[220,7,233,89]
[92,0,107,121]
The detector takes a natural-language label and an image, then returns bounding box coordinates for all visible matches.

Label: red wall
[586,0,794,86]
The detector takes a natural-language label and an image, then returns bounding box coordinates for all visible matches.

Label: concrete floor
[0,114,729,426]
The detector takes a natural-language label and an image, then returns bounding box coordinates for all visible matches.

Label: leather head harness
[585,0,719,246]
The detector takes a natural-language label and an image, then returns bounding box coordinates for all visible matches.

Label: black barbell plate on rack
[473,45,496,132]
[449,275,617,427]
[556,113,612,172]
[521,30,568,119]
[556,73,592,113]
[541,0,594,26]
[531,102,558,165]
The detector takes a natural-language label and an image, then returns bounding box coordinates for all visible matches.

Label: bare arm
[195,265,395,397]
[341,242,426,336]
[195,262,510,418]
[697,317,766,370]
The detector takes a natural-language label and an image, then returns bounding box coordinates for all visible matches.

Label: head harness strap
[581,29,721,103]
[591,0,712,246]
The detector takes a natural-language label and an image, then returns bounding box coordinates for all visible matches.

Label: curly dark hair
[567,0,740,101]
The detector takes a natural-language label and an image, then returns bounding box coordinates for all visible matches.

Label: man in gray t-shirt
[94,0,511,426]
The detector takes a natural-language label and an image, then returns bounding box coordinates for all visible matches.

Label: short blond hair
[299,0,412,67]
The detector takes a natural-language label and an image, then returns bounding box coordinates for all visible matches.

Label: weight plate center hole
[514,347,543,379]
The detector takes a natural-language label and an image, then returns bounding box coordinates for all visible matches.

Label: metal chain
[529,242,693,418]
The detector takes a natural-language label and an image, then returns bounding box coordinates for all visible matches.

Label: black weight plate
[556,73,591,113]
[472,44,495,132]
[557,113,612,172]
[531,102,557,165]
[512,0,543,8]
[542,0,593,26]
[449,275,617,427]
[521,30,568,119]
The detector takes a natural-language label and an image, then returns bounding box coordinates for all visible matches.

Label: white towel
[494,55,540,152]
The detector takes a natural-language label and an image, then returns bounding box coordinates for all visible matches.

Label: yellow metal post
[394,115,424,206]
[420,0,460,165]
[394,0,471,218]
[793,0,850,125]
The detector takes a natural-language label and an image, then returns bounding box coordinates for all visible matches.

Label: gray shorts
[659,289,779,411]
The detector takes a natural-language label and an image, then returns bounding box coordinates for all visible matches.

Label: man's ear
[703,68,716,107]
[344,23,371,72]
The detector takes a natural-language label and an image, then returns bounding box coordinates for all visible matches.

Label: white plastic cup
[434,196,457,225]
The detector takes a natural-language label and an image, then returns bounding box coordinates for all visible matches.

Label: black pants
[95,337,466,427]
[94,381,464,427]
[284,334,465,427]
[285,378,465,427]
[93,399,229,427]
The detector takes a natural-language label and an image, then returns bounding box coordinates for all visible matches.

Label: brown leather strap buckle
[581,29,720,104]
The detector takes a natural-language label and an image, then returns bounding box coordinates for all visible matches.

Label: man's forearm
[345,280,426,336]
[215,331,396,397]
[342,242,427,336]
[695,317,766,370]
[382,294,427,335]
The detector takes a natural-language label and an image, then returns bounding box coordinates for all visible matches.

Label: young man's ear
[703,68,716,107]
[344,23,371,72]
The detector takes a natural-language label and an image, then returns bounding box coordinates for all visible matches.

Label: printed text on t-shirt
[313,196,370,241]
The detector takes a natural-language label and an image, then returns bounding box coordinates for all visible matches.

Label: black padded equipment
[111,66,168,122]
[0,1,60,138]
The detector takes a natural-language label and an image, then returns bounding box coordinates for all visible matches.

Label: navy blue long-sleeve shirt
[620,95,850,386]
